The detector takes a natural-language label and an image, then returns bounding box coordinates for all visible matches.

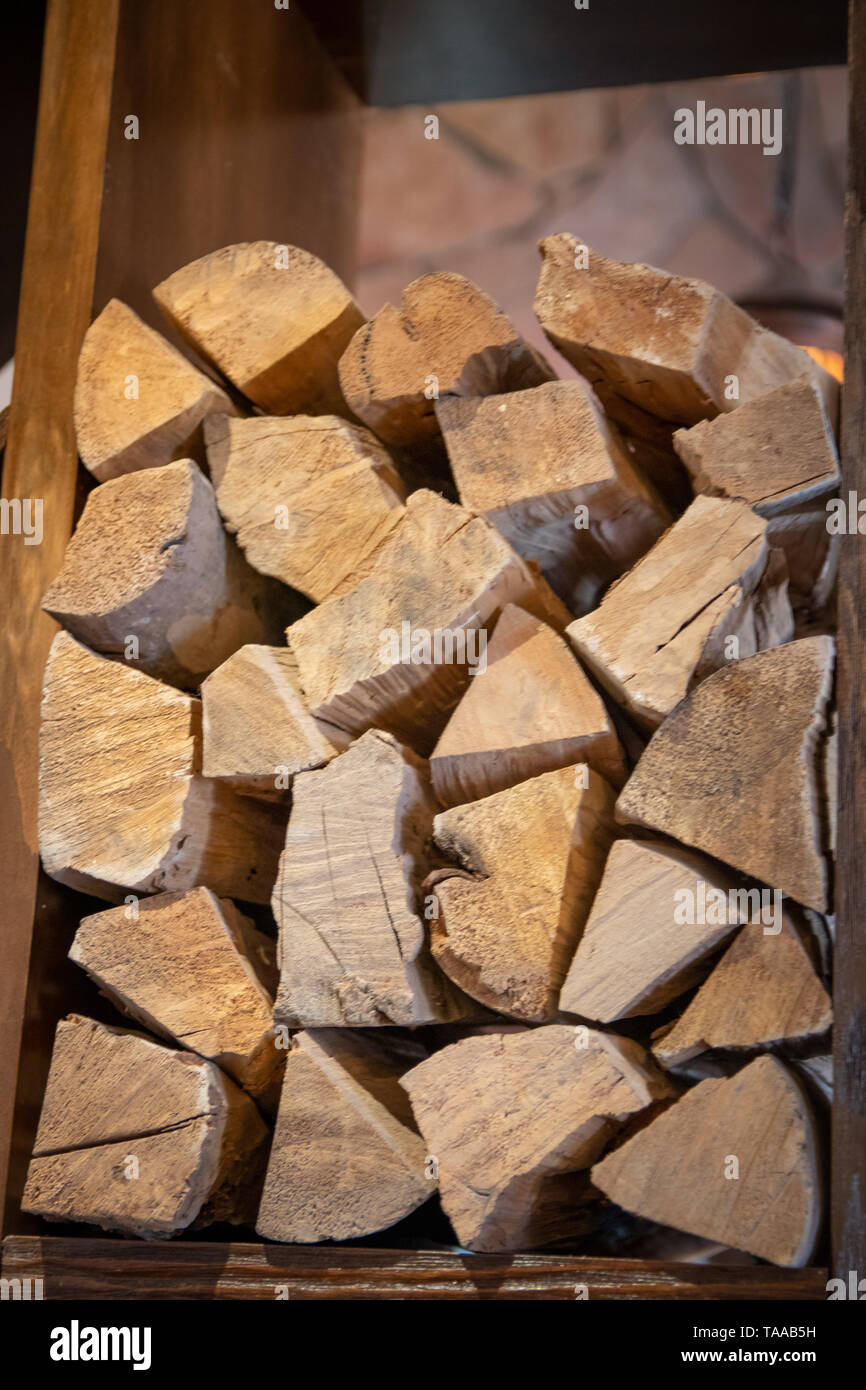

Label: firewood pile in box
[24,235,837,1264]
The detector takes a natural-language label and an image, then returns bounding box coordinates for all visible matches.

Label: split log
[204,414,407,602]
[436,379,670,613]
[653,917,832,1068]
[287,488,571,752]
[22,1015,269,1239]
[592,1055,822,1267]
[42,459,297,688]
[616,636,835,912]
[70,887,281,1103]
[430,603,625,807]
[272,729,473,1027]
[428,765,616,1021]
[534,233,839,429]
[201,644,345,799]
[567,494,794,730]
[400,1025,674,1252]
[39,631,285,903]
[154,242,364,415]
[338,270,554,452]
[256,1029,431,1243]
[74,298,235,482]
[559,839,747,1023]
[673,377,840,611]
[796,1055,833,1105]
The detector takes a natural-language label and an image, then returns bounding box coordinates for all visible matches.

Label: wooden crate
[0,0,860,1300]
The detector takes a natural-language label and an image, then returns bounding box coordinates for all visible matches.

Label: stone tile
[442,88,612,177]
[659,217,769,300]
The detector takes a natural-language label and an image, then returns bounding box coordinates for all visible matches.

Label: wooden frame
[0,0,858,1299]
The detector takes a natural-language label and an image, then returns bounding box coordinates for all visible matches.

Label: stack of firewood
[23,236,837,1265]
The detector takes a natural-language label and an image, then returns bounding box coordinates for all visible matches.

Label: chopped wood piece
[592,1055,822,1267]
[796,1055,833,1105]
[616,637,835,912]
[74,299,235,482]
[534,234,838,429]
[39,631,285,903]
[823,709,838,858]
[567,495,793,730]
[429,765,616,1021]
[653,918,832,1068]
[338,271,554,451]
[430,604,625,807]
[287,488,571,752]
[204,414,407,602]
[272,729,473,1027]
[401,1025,674,1252]
[436,380,670,613]
[256,1029,430,1243]
[42,459,297,688]
[201,644,345,798]
[22,1015,269,1239]
[154,242,364,415]
[70,888,282,1103]
[560,839,747,1022]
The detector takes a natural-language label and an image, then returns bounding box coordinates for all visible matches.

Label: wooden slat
[833,0,866,1281]
[0,1237,828,1301]
[0,0,120,1234]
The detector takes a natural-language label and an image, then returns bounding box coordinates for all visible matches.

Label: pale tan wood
[560,839,747,1023]
[338,270,554,451]
[673,377,840,611]
[796,1054,833,1104]
[430,603,625,807]
[39,631,285,903]
[201,644,345,799]
[272,729,472,1027]
[592,1055,822,1267]
[436,379,670,614]
[567,495,794,730]
[204,413,407,602]
[154,242,365,415]
[74,298,235,482]
[400,1025,674,1252]
[653,917,832,1068]
[21,1015,269,1239]
[256,1029,431,1243]
[287,488,571,752]
[428,765,616,1021]
[534,233,839,429]
[616,636,835,912]
[42,459,296,688]
[69,887,281,1103]
[824,709,838,858]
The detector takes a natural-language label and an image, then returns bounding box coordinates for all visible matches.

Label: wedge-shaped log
[534,233,838,429]
[154,242,364,415]
[22,1015,269,1239]
[70,888,281,1103]
[592,1055,822,1267]
[401,1025,674,1252]
[256,1029,430,1243]
[39,632,285,902]
[201,644,344,799]
[567,495,793,730]
[617,637,835,912]
[429,765,616,1021]
[204,414,407,602]
[287,489,570,752]
[430,604,625,807]
[560,839,748,1023]
[436,380,670,613]
[42,459,296,688]
[74,298,235,482]
[272,729,472,1027]
[673,378,840,611]
[654,917,832,1068]
[339,271,554,451]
